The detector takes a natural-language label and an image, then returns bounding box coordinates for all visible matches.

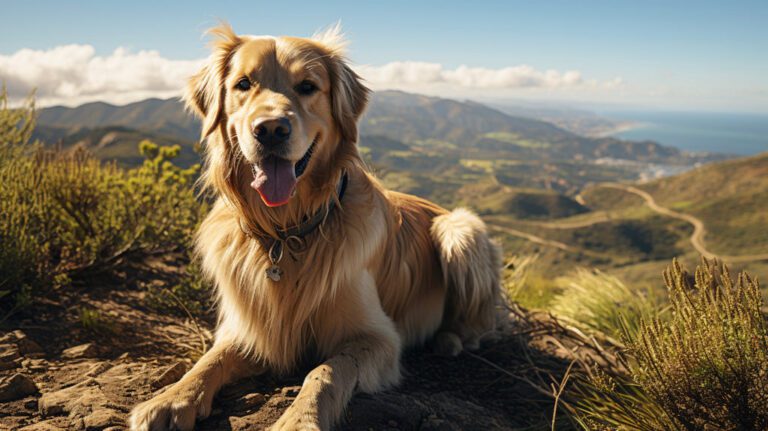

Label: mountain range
[33,90,725,170]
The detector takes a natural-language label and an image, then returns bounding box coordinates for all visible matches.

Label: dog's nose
[253,117,292,147]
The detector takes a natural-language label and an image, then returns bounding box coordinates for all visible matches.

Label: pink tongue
[250,157,297,207]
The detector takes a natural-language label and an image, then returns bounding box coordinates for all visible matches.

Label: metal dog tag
[266,265,283,282]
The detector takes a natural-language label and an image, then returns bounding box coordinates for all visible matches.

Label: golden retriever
[130,23,501,431]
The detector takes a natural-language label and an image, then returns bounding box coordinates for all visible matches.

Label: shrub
[0,89,203,314]
[574,259,768,430]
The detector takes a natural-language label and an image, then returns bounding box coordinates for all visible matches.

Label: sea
[599,110,768,156]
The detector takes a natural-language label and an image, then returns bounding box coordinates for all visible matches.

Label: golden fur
[130,23,501,431]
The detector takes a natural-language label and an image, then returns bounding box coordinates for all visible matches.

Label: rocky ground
[0,265,621,431]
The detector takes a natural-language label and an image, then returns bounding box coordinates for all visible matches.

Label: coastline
[590,121,646,138]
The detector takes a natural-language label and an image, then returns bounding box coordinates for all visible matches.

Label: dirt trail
[487,223,610,259]
[600,183,768,264]
[519,212,614,230]
[490,183,768,264]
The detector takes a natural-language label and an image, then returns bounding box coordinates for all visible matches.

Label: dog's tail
[430,208,502,355]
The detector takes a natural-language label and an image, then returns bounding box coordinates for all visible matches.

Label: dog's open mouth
[250,137,317,207]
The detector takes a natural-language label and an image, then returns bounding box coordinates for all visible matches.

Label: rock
[13,330,44,355]
[85,362,111,378]
[241,392,266,408]
[279,386,300,397]
[228,415,251,429]
[19,419,69,430]
[61,343,99,359]
[0,373,39,401]
[38,382,91,416]
[22,358,48,372]
[84,409,124,430]
[150,361,188,390]
[0,344,21,370]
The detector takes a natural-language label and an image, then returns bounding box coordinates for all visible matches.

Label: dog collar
[249,172,349,282]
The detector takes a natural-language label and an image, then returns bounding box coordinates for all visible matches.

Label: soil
[0,262,621,431]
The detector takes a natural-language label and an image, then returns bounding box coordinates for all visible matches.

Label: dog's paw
[129,385,212,431]
[432,331,463,357]
[270,407,321,431]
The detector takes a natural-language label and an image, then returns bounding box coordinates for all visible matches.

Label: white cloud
[357,61,622,91]
[0,44,622,107]
[0,44,202,106]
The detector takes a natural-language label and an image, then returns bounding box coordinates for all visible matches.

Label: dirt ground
[0,265,620,431]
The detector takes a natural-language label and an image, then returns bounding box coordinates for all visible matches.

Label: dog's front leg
[271,273,401,431]
[130,340,260,431]
[271,334,400,431]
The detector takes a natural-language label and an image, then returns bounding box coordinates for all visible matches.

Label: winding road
[488,183,768,264]
[599,184,768,263]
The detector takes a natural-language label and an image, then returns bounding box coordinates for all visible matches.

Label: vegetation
[474,188,589,219]
[550,268,656,341]
[581,154,768,257]
[0,88,204,316]
[560,259,768,430]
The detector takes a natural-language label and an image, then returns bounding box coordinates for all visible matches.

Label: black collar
[247,173,348,280]
[271,172,348,242]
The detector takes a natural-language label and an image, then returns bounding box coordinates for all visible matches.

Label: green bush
[0,88,203,314]
[574,259,768,430]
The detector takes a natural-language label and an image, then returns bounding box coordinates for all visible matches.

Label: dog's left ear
[330,62,369,145]
[314,25,370,144]
[184,23,242,139]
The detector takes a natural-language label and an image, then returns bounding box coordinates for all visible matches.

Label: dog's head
[185,23,369,210]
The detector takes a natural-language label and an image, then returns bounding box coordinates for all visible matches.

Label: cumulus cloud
[0,44,202,106]
[0,44,622,106]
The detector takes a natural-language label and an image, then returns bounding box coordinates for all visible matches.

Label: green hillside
[582,153,768,256]
[459,183,590,219]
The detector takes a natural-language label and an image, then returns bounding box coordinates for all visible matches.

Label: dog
[129,23,501,431]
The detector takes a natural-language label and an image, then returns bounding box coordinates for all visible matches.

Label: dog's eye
[295,80,318,96]
[235,78,252,91]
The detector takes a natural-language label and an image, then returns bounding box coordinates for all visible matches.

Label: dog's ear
[330,62,369,145]
[314,24,370,144]
[184,23,241,139]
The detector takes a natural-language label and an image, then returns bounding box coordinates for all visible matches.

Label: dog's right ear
[184,23,241,139]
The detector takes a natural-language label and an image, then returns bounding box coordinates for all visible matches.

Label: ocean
[600,110,768,156]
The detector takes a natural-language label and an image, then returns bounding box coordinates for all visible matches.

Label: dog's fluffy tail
[430,208,502,355]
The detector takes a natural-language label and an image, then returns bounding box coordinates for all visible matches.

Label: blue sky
[2,0,766,111]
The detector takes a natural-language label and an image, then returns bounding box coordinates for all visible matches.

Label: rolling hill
[34,91,724,170]
[37,98,200,141]
[582,152,768,257]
